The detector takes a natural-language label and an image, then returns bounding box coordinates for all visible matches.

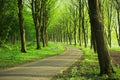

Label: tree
[106,1,113,47]
[0,0,19,45]
[115,0,120,46]
[78,0,82,46]
[31,0,41,49]
[68,0,78,45]
[18,0,26,52]
[88,0,115,75]
[0,0,9,45]
[41,0,48,47]
[81,0,87,47]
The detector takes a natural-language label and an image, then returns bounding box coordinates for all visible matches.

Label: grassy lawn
[54,47,120,80]
[0,42,65,69]
[109,47,120,51]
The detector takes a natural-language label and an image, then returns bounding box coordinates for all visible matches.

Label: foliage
[47,0,120,48]
[23,5,35,40]
[0,0,119,47]
[0,0,120,78]
[0,0,18,45]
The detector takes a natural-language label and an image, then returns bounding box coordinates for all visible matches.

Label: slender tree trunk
[41,27,45,47]
[88,0,115,75]
[45,30,48,46]
[18,0,26,52]
[69,21,72,45]
[74,23,77,45]
[66,21,69,44]
[41,26,47,47]
[115,10,120,46]
[107,2,112,47]
[81,1,87,48]
[117,10,120,46]
[41,0,48,47]
[78,0,82,46]
[107,25,112,47]
[31,0,41,49]
[42,22,47,47]
[82,11,87,47]
[91,26,97,52]
[36,27,41,49]
[60,29,63,42]
[73,9,77,45]
[13,33,16,44]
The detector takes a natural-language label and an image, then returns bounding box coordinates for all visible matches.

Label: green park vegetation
[110,47,120,51]
[54,47,120,80]
[0,0,120,79]
[0,42,65,69]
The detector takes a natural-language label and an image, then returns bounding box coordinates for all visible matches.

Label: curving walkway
[0,46,83,80]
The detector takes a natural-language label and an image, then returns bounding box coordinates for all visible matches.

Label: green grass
[109,47,120,51]
[0,42,65,69]
[54,47,120,80]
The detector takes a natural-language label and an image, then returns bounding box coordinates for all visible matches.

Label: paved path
[0,46,82,80]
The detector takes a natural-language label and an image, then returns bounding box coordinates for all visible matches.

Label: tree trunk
[117,10,120,46]
[81,2,87,48]
[90,26,97,52]
[73,9,77,45]
[74,23,77,45]
[78,0,82,46]
[13,33,16,45]
[41,0,48,47]
[88,0,115,75]
[36,28,41,49]
[66,21,69,44]
[31,0,41,49]
[41,23,47,47]
[107,2,112,47]
[41,26,47,47]
[18,0,26,53]
[69,21,72,45]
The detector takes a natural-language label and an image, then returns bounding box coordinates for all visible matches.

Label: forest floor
[53,48,120,80]
[0,46,83,80]
[110,50,120,66]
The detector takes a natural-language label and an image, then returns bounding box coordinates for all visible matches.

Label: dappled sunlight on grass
[0,42,65,69]
[54,47,120,80]
[109,47,120,51]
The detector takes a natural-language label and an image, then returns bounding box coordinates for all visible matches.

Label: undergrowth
[54,47,120,80]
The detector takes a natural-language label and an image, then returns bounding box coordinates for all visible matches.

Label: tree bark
[18,0,26,52]
[88,0,115,75]
[73,8,77,45]
[117,10,120,46]
[36,27,41,49]
[81,2,87,47]
[107,2,112,47]
[69,21,72,45]
[78,0,82,46]
[31,0,41,49]
[41,0,48,47]
[90,25,97,52]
